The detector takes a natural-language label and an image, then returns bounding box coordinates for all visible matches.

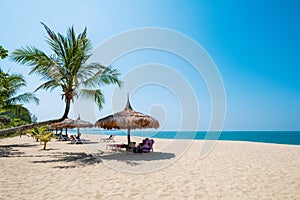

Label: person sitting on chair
[133,142,143,153]
[142,138,154,153]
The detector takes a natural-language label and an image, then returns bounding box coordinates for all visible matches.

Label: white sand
[0,134,299,200]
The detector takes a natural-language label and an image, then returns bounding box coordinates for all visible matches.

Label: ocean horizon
[66,129,300,145]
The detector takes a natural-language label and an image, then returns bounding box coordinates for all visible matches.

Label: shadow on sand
[91,151,177,169]
[30,150,176,169]
[31,152,102,168]
[1,141,176,169]
[99,151,176,162]
[0,143,37,157]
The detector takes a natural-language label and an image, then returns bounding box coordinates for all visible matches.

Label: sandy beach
[0,134,299,200]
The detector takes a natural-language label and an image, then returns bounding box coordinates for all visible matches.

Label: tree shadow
[31,152,102,168]
[38,148,60,151]
[82,141,100,144]
[99,151,176,162]
[66,141,99,145]
[31,151,175,169]
[1,142,176,169]
[0,143,37,157]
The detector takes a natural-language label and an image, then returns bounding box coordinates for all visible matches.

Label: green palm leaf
[78,89,105,110]
[6,93,39,105]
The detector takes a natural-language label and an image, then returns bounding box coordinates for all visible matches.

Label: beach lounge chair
[126,142,136,151]
[70,135,83,144]
[142,139,154,152]
[106,143,125,151]
[106,142,136,152]
[100,134,116,142]
[59,134,69,141]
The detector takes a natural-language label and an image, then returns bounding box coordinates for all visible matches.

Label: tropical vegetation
[0,45,8,59]
[0,46,39,129]
[27,125,52,149]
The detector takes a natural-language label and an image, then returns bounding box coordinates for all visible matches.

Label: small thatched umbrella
[50,116,93,136]
[69,115,93,136]
[50,118,76,134]
[95,95,159,145]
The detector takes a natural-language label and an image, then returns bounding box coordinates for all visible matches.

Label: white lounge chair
[100,134,116,142]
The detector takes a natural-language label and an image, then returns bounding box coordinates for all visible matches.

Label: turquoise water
[68,129,300,145]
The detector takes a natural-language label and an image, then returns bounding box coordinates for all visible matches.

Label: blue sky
[0,0,299,130]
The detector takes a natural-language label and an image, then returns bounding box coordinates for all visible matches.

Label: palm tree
[40,132,53,150]
[0,67,39,129]
[27,125,48,142]
[0,69,39,107]
[0,46,39,133]
[27,125,51,149]
[11,23,121,120]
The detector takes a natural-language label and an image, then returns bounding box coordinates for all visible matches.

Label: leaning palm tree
[11,23,121,120]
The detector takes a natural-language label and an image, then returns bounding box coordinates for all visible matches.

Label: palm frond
[7,93,39,105]
[34,80,61,92]
[80,63,122,89]
[78,89,105,110]
[11,46,51,67]
[11,46,69,87]
[40,132,52,142]
[1,73,26,96]
[41,23,67,64]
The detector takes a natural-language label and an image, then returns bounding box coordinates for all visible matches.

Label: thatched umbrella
[50,116,93,136]
[50,118,76,134]
[95,96,159,145]
[69,115,93,136]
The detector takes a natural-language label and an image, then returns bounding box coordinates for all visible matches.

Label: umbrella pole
[127,128,131,145]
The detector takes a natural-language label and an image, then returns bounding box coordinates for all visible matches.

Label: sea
[68,129,300,145]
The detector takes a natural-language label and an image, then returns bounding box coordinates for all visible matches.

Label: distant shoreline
[64,130,300,145]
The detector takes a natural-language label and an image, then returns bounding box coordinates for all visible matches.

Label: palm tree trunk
[61,97,71,120]
[0,119,60,137]
[43,141,47,150]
